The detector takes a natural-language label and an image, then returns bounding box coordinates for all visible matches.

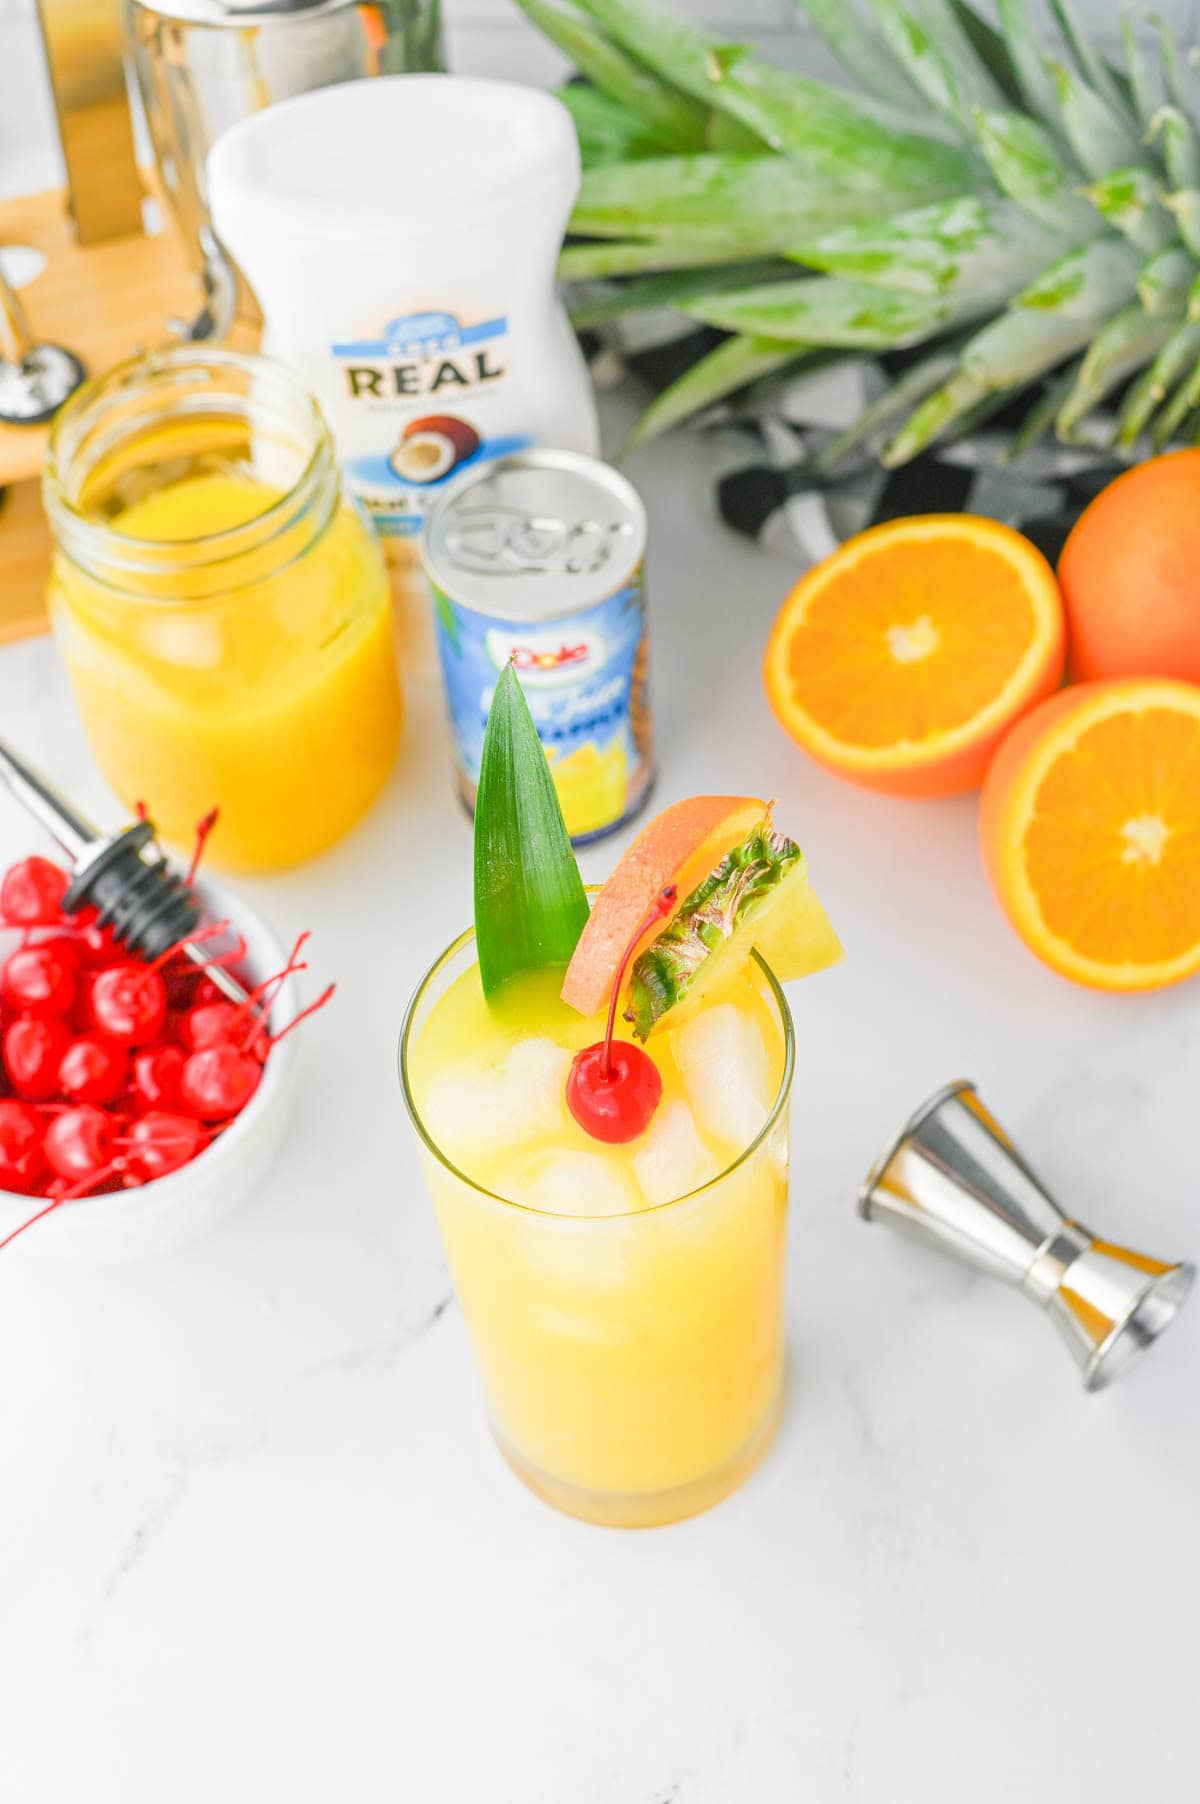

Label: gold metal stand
[32,0,145,243]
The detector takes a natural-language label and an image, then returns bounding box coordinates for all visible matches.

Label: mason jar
[43,347,402,872]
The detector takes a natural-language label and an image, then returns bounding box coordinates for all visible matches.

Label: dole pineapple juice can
[420,449,653,843]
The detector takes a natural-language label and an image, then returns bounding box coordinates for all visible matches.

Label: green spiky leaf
[558,236,748,280]
[569,0,974,189]
[1121,16,1161,131]
[569,257,793,327]
[473,665,589,999]
[1150,104,1200,191]
[1116,319,1200,446]
[623,334,828,452]
[1004,359,1084,457]
[882,365,986,463]
[1137,242,1194,317]
[1049,0,1133,126]
[1015,239,1141,317]
[682,275,955,346]
[1151,347,1200,448]
[947,0,1024,108]
[995,0,1065,129]
[786,194,1056,300]
[1084,165,1176,252]
[864,0,1008,132]
[971,109,1099,237]
[1055,304,1175,438]
[1163,188,1200,259]
[1154,15,1195,115]
[792,0,921,109]
[514,0,708,150]
[571,153,880,246]
[813,344,963,470]
[558,85,672,166]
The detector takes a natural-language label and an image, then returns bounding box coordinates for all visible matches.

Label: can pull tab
[446,508,630,576]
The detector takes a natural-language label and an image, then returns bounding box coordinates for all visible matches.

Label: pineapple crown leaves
[531,0,1200,461]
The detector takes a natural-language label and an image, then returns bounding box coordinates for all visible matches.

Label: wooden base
[0,182,247,643]
[0,481,54,645]
[0,184,205,493]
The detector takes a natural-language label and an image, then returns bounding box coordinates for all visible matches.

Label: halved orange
[764,515,1066,797]
[980,680,1200,991]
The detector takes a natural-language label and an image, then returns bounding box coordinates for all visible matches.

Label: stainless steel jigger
[860,1081,1194,1391]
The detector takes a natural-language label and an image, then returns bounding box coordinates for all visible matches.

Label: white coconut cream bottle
[208,75,599,554]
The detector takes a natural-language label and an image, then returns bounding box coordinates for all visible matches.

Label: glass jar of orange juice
[43,347,402,871]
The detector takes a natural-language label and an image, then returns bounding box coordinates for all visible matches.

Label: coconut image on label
[389,415,481,485]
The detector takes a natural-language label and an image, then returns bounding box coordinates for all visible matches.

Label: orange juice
[403,946,793,1528]
[45,348,402,871]
[52,474,400,870]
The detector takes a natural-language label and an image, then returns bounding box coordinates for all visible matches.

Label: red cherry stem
[0,1166,118,1253]
[147,917,245,977]
[261,983,336,1051]
[185,807,220,886]
[599,886,676,1079]
[227,932,311,1043]
[0,1195,66,1253]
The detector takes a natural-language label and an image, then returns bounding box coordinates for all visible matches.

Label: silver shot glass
[860,1081,1193,1391]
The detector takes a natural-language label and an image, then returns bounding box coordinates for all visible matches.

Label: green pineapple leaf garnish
[626,812,804,1040]
[474,663,590,999]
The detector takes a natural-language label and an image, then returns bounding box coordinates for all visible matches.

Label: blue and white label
[332,313,508,361]
[328,310,519,537]
[432,578,653,842]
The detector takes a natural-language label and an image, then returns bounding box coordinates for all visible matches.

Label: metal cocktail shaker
[861,1081,1193,1390]
[125,0,444,336]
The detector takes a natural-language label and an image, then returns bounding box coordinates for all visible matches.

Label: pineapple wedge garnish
[625,811,842,1039]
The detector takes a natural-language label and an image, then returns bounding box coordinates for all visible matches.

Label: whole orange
[1058,449,1200,683]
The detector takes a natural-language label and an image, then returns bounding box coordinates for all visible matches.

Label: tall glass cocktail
[398,664,839,1528]
[401,937,794,1528]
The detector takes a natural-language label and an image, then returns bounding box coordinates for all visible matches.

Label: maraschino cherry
[0,815,336,1252]
[566,886,676,1145]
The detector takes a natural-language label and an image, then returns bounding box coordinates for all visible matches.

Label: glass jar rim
[398,904,796,1223]
[42,344,335,588]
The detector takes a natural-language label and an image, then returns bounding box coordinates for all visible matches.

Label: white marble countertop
[1,402,1196,1803]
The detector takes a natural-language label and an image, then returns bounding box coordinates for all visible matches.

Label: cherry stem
[263,982,336,1051]
[229,932,311,1042]
[0,1162,123,1253]
[0,1194,66,1253]
[147,916,240,976]
[185,807,220,887]
[600,886,676,1079]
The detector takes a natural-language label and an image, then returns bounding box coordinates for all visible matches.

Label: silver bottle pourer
[0,735,248,1005]
[860,1081,1194,1391]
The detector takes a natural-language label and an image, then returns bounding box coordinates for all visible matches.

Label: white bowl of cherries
[0,850,325,1263]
